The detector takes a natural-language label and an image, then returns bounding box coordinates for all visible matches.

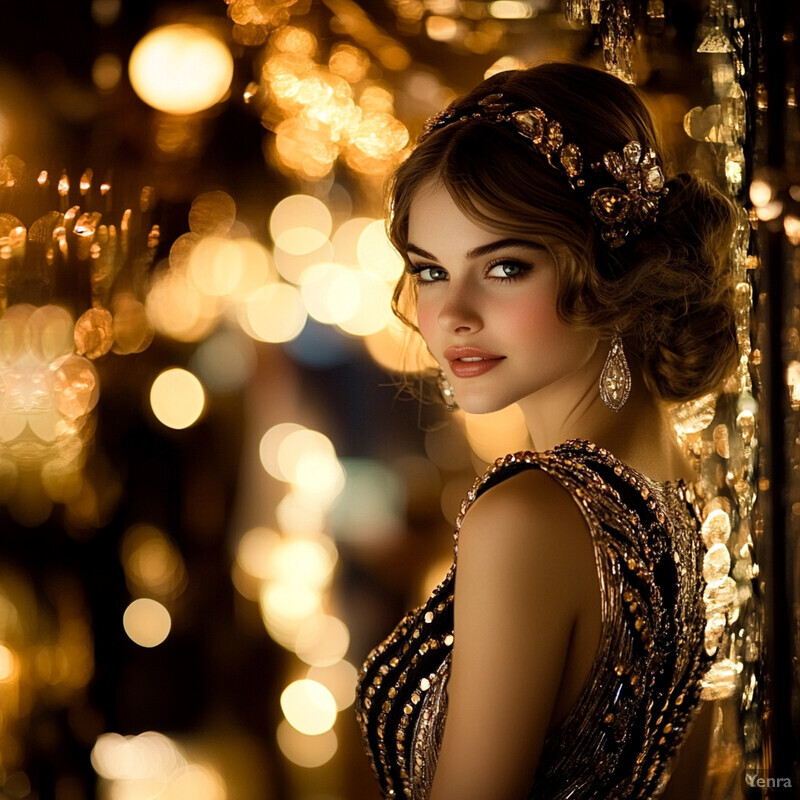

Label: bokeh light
[241,283,307,343]
[92,53,123,91]
[123,598,172,648]
[236,526,281,581]
[270,195,333,243]
[150,368,205,430]
[294,614,350,666]
[129,24,234,115]
[276,720,338,768]
[0,643,19,683]
[300,262,360,324]
[259,423,307,481]
[121,524,187,599]
[356,219,404,281]
[280,679,337,735]
[307,660,358,711]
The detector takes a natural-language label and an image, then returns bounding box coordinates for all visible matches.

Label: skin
[403,181,707,800]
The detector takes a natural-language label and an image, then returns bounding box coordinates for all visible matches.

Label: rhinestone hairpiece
[420,92,669,249]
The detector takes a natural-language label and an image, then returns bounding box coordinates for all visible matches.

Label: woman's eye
[486,261,530,279]
[416,266,447,282]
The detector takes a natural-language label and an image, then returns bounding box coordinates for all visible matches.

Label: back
[355,439,712,799]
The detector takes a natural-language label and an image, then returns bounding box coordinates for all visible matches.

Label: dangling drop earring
[599,333,631,412]
[436,370,458,411]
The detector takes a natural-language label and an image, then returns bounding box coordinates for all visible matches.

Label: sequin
[356,439,711,800]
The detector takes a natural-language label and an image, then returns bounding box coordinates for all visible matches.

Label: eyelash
[406,259,533,285]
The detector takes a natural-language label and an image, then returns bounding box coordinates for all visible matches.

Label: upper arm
[429,469,594,800]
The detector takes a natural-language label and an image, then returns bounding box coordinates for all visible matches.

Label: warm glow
[488,0,534,18]
[260,423,307,480]
[463,405,530,462]
[91,731,227,798]
[188,191,236,236]
[92,53,123,91]
[337,271,394,336]
[749,179,772,207]
[300,262,360,324]
[91,731,182,780]
[357,220,404,281]
[276,429,345,502]
[0,643,19,683]
[331,217,373,264]
[260,582,322,646]
[270,195,333,242]
[294,614,350,666]
[273,239,335,285]
[189,238,246,297]
[275,491,326,535]
[484,55,527,79]
[150,368,205,430]
[307,660,358,711]
[276,228,331,257]
[276,720,338,768]
[129,24,234,115]
[50,354,101,419]
[788,361,800,411]
[236,527,281,580]
[29,304,75,362]
[121,524,187,598]
[147,266,221,342]
[280,679,337,735]
[241,283,307,343]
[364,318,437,374]
[426,16,459,41]
[329,44,370,83]
[268,538,337,589]
[123,598,172,648]
[785,215,800,246]
[276,429,336,483]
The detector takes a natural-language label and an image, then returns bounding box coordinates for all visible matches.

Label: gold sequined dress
[356,440,711,800]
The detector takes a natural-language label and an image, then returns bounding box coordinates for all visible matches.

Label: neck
[517,347,690,483]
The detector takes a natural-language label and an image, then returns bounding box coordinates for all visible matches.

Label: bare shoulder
[429,467,597,799]
[460,467,592,569]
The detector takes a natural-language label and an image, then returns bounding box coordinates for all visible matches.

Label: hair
[388,62,740,404]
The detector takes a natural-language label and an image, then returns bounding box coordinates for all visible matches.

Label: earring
[436,370,459,411]
[599,333,631,412]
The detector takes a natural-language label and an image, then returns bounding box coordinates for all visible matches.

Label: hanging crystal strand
[589,0,602,25]
[600,14,617,74]
[564,0,590,23]
[646,0,665,19]
[698,0,733,53]
[615,0,635,84]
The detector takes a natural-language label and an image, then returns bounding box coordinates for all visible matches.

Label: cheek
[415,297,438,342]
[505,296,594,358]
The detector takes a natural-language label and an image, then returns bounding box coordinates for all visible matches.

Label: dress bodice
[355,440,711,799]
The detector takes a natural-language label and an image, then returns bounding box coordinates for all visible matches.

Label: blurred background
[0,0,772,798]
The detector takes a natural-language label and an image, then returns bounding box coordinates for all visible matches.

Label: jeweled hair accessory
[421,92,669,249]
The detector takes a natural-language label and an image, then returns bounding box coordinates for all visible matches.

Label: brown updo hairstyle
[389,62,740,404]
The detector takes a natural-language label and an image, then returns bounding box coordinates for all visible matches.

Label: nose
[437,281,483,334]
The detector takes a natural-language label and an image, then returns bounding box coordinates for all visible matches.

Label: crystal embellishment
[599,334,631,411]
[421,97,669,250]
[560,143,583,177]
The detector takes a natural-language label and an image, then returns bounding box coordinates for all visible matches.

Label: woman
[356,62,738,799]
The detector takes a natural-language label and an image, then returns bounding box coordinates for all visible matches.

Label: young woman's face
[406,182,599,415]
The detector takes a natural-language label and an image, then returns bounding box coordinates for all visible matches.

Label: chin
[453,395,516,415]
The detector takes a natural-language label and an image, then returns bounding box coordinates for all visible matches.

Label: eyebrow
[406,238,547,262]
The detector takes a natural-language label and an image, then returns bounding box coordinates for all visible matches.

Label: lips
[443,346,505,378]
